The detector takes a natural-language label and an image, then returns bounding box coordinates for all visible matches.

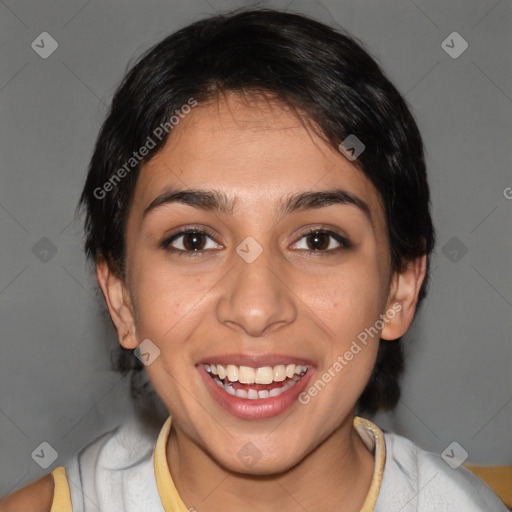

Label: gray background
[1,0,511,498]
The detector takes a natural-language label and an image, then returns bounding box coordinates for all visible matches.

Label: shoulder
[77,414,161,473]
[0,473,54,512]
[0,415,165,512]
[376,431,508,512]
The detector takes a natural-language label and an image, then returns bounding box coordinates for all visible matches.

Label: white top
[49,414,507,511]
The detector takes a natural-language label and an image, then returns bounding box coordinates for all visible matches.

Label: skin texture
[0,474,54,511]
[93,92,427,512]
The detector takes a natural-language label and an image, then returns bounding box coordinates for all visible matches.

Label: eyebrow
[142,186,372,223]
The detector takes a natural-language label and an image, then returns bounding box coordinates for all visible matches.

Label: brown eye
[306,232,330,251]
[181,232,207,251]
[292,229,351,253]
[161,229,221,256]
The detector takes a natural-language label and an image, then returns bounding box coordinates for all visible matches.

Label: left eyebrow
[142,186,372,223]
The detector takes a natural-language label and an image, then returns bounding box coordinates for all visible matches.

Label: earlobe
[95,256,138,349]
[380,254,427,340]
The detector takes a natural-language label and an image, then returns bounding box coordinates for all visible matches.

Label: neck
[166,413,375,512]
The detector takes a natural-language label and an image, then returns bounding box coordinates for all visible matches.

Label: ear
[96,256,138,350]
[380,254,427,341]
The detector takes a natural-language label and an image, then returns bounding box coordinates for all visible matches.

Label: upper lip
[196,353,315,368]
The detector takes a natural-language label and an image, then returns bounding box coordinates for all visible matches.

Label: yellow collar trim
[154,415,385,512]
[154,415,189,512]
[354,416,386,511]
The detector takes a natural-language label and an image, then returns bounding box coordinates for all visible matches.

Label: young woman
[2,8,507,512]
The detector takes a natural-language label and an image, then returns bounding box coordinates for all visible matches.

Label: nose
[215,242,297,337]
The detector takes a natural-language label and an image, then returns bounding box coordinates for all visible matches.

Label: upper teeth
[205,363,308,384]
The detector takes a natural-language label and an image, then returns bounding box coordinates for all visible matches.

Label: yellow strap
[465,465,512,508]
[50,466,73,512]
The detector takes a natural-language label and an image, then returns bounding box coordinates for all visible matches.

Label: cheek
[129,263,210,411]
[129,259,208,349]
[304,256,384,342]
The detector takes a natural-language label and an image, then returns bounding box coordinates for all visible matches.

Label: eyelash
[160,226,351,258]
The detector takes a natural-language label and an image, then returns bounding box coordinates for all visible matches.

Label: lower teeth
[212,375,302,399]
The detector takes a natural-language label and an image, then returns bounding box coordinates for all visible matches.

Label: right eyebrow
[143,188,237,218]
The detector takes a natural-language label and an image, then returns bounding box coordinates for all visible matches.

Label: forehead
[133,93,385,226]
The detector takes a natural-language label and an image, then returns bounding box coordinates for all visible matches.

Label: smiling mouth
[204,363,309,400]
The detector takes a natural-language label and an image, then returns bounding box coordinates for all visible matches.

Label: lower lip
[198,365,314,420]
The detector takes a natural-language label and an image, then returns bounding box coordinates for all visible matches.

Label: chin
[209,440,309,477]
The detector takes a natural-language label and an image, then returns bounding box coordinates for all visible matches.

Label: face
[100,92,421,475]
